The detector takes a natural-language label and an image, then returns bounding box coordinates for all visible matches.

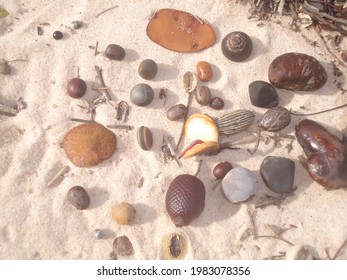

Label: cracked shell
[63,123,117,167]
[161,233,188,260]
[165,174,205,227]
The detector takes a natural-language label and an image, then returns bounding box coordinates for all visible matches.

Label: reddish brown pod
[146,9,216,52]
[295,119,347,189]
[165,174,205,227]
[268,52,327,91]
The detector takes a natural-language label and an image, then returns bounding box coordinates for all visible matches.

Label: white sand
[0,0,346,260]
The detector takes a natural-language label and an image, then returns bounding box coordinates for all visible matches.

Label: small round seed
[210,97,224,110]
[53,31,63,40]
[67,186,90,210]
[112,202,136,225]
[130,83,154,107]
[67,78,87,98]
[138,59,158,80]
[105,44,125,60]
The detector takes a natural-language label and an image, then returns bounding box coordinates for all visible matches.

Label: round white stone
[222,166,258,203]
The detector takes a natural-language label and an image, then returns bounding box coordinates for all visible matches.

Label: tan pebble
[112,202,136,225]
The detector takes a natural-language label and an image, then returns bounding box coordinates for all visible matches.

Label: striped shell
[259,106,291,132]
[221,32,253,62]
[215,109,255,135]
[165,174,205,227]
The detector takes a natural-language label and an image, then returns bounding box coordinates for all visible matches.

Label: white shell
[222,167,258,203]
[286,245,313,260]
[185,114,219,143]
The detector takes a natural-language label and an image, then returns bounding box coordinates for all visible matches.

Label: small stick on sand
[95,66,111,100]
[325,248,332,260]
[107,125,133,130]
[194,160,203,177]
[175,92,193,152]
[95,5,119,18]
[94,41,99,56]
[247,207,258,239]
[137,177,144,188]
[71,118,94,123]
[257,235,294,246]
[47,165,70,187]
[332,236,347,260]
[0,110,16,117]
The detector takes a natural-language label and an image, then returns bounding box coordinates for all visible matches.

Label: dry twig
[95,5,119,18]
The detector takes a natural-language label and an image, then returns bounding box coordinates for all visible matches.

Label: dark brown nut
[196,61,213,82]
[195,86,212,106]
[67,78,87,98]
[105,44,125,61]
[209,97,224,110]
[165,174,205,227]
[221,31,253,62]
[166,104,187,121]
[67,186,90,210]
[138,59,158,80]
[137,126,153,151]
[213,162,233,179]
[268,52,327,91]
[259,106,291,132]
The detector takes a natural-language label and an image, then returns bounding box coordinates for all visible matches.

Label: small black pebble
[249,81,279,108]
[53,31,63,40]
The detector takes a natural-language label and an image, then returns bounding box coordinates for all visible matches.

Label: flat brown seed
[137,126,153,151]
[146,9,216,52]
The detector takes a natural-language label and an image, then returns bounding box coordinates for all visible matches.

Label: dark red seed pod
[165,174,205,227]
[268,52,327,91]
[213,161,233,179]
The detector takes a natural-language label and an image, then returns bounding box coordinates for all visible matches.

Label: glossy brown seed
[268,52,327,91]
[105,44,125,61]
[196,61,213,82]
[210,97,224,110]
[138,59,158,80]
[195,86,212,106]
[146,9,216,52]
[295,119,347,189]
[259,106,291,132]
[221,31,253,62]
[113,236,134,256]
[167,104,187,121]
[137,126,153,151]
[67,78,87,98]
[213,162,233,179]
[67,186,90,210]
[165,174,205,227]
[63,123,117,167]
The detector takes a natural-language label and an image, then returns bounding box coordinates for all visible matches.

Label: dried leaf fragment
[146,9,216,52]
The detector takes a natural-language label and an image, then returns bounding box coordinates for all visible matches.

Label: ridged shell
[183,71,198,93]
[268,52,327,91]
[259,106,291,132]
[215,109,255,135]
[221,31,253,62]
[165,174,205,227]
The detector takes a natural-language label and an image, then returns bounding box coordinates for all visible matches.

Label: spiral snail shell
[221,31,253,62]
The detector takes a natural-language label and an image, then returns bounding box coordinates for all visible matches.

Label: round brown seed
[112,202,136,225]
[213,162,233,179]
[195,86,212,106]
[67,78,87,98]
[67,186,90,210]
[210,97,224,110]
[138,59,158,80]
